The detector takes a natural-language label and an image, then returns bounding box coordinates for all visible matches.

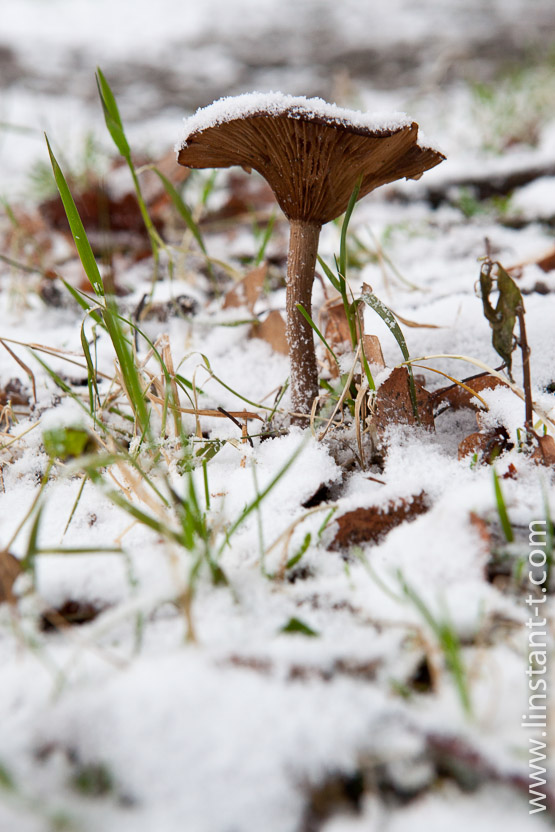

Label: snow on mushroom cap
[177,91,414,150]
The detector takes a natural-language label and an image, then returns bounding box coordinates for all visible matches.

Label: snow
[1,2,555,831]
[178,91,417,147]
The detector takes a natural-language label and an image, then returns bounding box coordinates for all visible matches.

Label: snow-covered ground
[1,2,554,831]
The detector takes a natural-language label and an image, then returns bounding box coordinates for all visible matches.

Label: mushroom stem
[286,218,321,419]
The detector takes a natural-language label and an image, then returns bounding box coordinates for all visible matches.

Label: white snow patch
[177,91,429,148]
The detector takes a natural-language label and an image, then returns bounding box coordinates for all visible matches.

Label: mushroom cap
[176,92,445,224]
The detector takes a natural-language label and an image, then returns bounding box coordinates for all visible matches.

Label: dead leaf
[469,511,491,549]
[0,551,22,604]
[249,309,288,354]
[330,492,429,550]
[479,261,523,376]
[511,245,555,274]
[323,299,354,350]
[431,373,509,412]
[223,264,267,312]
[537,248,555,273]
[372,367,435,437]
[40,187,153,236]
[361,335,385,369]
[458,426,513,463]
[40,599,106,632]
[503,463,518,479]
[531,434,555,466]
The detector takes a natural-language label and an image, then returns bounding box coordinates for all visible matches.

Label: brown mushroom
[176,93,445,419]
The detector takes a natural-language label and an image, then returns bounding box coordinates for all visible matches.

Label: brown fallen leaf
[361,335,386,369]
[503,462,518,479]
[40,599,106,632]
[511,245,555,274]
[431,373,509,412]
[458,426,513,463]
[537,248,555,273]
[330,491,429,550]
[372,367,435,437]
[249,309,288,354]
[531,434,555,466]
[323,298,354,350]
[0,550,22,604]
[469,511,492,550]
[223,263,267,312]
[41,187,153,236]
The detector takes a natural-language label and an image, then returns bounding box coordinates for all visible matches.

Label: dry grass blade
[146,394,263,422]
[411,363,490,410]
[318,343,361,441]
[0,339,37,403]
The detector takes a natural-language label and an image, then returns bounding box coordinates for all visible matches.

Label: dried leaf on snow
[330,491,429,549]
[531,434,555,466]
[458,426,513,463]
[372,367,435,436]
[361,335,385,369]
[223,263,267,312]
[431,373,509,412]
[249,309,288,354]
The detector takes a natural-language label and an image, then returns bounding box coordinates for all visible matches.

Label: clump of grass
[470,54,555,152]
[399,573,473,717]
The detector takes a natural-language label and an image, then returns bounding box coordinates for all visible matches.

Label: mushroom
[176,92,444,419]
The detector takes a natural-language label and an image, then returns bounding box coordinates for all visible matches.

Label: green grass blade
[80,321,100,413]
[62,279,103,324]
[493,468,514,542]
[296,302,339,367]
[359,336,376,392]
[96,67,131,159]
[151,167,207,255]
[101,299,151,435]
[45,136,104,297]
[361,288,419,422]
[255,212,275,266]
[339,175,362,280]
[317,254,342,293]
[219,438,308,555]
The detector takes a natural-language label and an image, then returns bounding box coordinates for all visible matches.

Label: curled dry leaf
[431,373,509,413]
[361,335,386,369]
[0,550,22,604]
[223,263,267,312]
[249,309,288,354]
[531,434,555,467]
[330,491,429,550]
[371,367,435,437]
[458,426,513,463]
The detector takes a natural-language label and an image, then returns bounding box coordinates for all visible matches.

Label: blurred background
[1,0,555,196]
